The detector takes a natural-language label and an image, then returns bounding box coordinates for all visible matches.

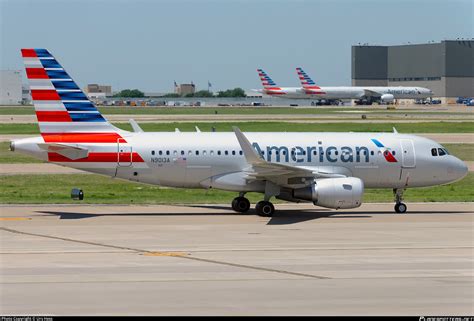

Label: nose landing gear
[393,189,407,213]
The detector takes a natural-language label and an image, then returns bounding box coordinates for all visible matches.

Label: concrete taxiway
[1,202,473,315]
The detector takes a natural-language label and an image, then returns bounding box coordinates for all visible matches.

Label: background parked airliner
[296,67,433,103]
[255,68,433,103]
[12,49,467,217]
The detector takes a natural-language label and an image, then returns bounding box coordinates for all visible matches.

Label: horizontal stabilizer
[37,143,89,160]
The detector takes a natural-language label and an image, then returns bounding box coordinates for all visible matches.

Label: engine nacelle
[381,94,394,103]
[292,177,364,209]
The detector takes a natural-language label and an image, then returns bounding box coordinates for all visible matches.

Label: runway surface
[1,202,473,315]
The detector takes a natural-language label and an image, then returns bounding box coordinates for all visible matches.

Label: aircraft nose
[447,157,468,182]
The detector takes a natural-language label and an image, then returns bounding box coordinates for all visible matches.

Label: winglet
[393,127,398,134]
[129,119,143,133]
[232,127,264,165]
[195,126,201,133]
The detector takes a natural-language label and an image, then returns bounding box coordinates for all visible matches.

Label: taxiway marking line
[0,226,329,280]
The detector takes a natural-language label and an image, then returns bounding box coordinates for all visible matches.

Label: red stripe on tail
[26,68,49,79]
[36,111,72,122]
[42,132,124,143]
[31,90,61,101]
[21,49,37,58]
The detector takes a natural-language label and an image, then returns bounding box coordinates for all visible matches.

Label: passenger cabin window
[225,151,228,155]
[159,151,163,156]
[232,151,236,155]
[431,148,438,156]
[239,151,243,155]
[151,151,155,155]
[166,151,170,156]
[438,148,446,156]
[217,151,221,155]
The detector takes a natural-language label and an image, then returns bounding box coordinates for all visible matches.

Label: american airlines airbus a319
[257,68,433,103]
[12,49,467,217]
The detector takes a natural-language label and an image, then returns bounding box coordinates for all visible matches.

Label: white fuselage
[13,131,467,193]
[265,86,433,100]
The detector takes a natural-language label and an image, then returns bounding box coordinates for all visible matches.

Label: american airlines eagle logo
[371,139,398,162]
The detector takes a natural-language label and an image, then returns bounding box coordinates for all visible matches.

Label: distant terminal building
[352,40,474,102]
[0,70,22,105]
[22,84,31,104]
[175,83,195,96]
[84,84,112,98]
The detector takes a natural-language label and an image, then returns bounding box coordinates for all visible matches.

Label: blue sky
[1,0,472,92]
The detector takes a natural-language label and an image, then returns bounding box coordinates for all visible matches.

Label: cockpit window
[438,148,446,156]
[431,148,438,156]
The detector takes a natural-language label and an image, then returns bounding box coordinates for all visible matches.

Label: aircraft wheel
[394,203,407,214]
[231,197,250,213]
[256,201,275,217]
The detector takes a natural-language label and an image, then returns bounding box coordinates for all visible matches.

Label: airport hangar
[352,40,474,103]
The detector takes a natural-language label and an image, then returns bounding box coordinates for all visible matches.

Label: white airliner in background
[256,68,433,103]
[12,49,467,217]
[296,67,433,103]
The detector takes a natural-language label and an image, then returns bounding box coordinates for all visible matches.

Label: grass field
[0,173,472,204]
[1,121,474,135]
[443,144,474,161]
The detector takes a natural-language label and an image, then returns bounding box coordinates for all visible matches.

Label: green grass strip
[0,173,472,204]
[1,121,473,135]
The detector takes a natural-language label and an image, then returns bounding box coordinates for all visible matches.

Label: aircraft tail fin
[21,48,124,143]
[296,67,320,89]
[257,69,278,89]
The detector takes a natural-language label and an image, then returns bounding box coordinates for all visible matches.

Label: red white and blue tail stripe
[21,49,144,165]
[21,48,122,143]
[296,67,325,95]
[257,69,278,88]
[257,68,285,95]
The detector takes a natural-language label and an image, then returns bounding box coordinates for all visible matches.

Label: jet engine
[292,177,364,209]
[380,94,395,103]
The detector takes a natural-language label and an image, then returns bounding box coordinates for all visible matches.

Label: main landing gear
[231,195,251,213]
[393,189,407,213]
[231,193,275,217]
[255,201,275,217]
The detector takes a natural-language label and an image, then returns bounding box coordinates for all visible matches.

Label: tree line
[113,88,246,98]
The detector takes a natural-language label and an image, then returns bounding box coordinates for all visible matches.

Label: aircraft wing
[233,127,346,185]
[363,89,383,97]
[37,143,89,160]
